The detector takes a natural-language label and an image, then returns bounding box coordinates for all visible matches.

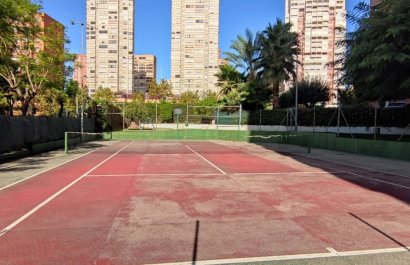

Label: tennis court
[0,140,409,265]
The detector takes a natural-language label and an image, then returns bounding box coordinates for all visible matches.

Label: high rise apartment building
[286,0,346,104]
[86,0,134,96]
[133,55,157,92]
[171,0,220,95]
[73,54,87,88]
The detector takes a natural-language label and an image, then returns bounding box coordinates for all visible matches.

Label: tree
[215,64,245,98]
[220,83,249,106]
[124,97,148,124]
[17,20,66,115]
[177,91,200,104]
[93,87,116,105]
[279,79,331,108]
[131,91,145,103]
[241,79,272,110]
[147,80,172,100]
[343,0,410,102]
[224,29,260,80]
[0,0,40,116]
[258,19,299,108]
[198,91,218,106]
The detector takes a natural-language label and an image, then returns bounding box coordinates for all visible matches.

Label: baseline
[145,246,410,265]
[86,171,340,177]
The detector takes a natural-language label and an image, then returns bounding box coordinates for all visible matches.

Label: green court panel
[108,130,410,161]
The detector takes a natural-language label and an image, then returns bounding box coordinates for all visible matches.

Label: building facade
[285,0,346,104]
[35,13,65,54]
[133,55,157,92]
[171,0,220,95]
[86,0,134,96]
[73,54,87,88]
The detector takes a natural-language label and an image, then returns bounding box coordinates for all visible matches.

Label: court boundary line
[259,146,410,189]
[144,245,410,265]
[0,142,132,238]
[290,151,410,179]
[184,145,226,175]
[0,150,97,192]
[85,171,340,177]
[326,166,410,190]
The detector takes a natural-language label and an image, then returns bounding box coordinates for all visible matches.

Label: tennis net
[64,131,112,154]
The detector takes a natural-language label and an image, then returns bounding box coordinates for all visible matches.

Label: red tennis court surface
[0,140,410,265]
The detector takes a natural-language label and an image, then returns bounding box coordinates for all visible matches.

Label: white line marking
[263,147,410,189]
[86,173,222,177]
[327,166,410,190]
[184,145,226,175]
[0,150,96,192]
[294,153,410,179]
[145,246,410,265]
[326,247,339,256]
[85,171,339,177]
[0,142,132,238]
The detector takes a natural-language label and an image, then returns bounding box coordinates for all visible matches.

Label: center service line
[184,145,226,175]
[0,141,133,238]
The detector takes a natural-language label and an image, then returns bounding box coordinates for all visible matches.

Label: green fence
[110,130,410,161]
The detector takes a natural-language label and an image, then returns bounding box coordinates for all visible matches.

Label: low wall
[0,116,96,154]
[111,130,410,161]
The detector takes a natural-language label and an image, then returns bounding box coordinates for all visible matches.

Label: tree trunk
[58,99,64,117]
[21,97,33,116]
[272,82,280,108]
[21,101,29,116]
[6,98,14,116]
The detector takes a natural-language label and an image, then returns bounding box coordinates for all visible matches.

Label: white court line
[262,148,410,189]
[86,173,221,177]
[184,145,226,175]
[0,150,96,192]
[293,153,410,179]
[0,141,119,192]
[145,246,410,265]
[326,166,410,190]
[0,142,132,238]
[86,171,340,177]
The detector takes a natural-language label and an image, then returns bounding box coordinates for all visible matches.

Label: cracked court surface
[0,140,409,265]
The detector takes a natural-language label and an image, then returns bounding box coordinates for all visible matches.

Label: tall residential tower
[86,0,134,95]
[286,0,346,104]
[171,0,220,95]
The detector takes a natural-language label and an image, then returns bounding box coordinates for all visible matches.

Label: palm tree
[224,29,260,81]
[215,64,245,99]
[258,19,299,108]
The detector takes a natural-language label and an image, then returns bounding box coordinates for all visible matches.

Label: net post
[64,132,68,154]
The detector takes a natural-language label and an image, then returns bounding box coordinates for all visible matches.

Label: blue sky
[41,0,368,81]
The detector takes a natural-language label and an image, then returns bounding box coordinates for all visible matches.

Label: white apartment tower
[86,0,134,95]
[286,0,346,104]
[171,0,220,95]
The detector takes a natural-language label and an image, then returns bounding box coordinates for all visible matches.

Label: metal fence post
[64,132,68,154]
[374,105,378,140]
